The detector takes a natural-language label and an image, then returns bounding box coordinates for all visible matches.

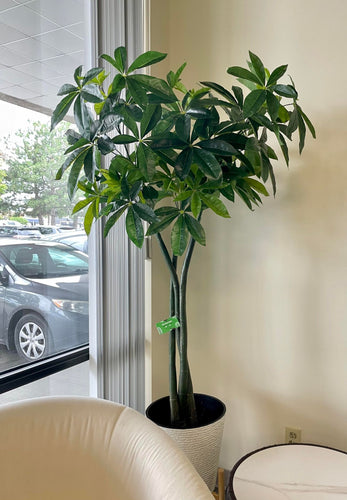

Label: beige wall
[149,0,347,469]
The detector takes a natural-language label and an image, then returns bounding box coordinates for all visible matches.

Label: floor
[0,361,89,404]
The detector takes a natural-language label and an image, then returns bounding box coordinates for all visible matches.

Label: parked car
[47,230,88,254]
[0,239,88,362]
[0,226,42,239]
[35,225,64,236]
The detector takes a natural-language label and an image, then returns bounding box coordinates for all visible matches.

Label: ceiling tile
[22,79,58,94]
[0,79,12,90]
[0,20,26,44]
[30,94,60,110]
[35,28,84,54]
[66,22,84,38]
[0,66,37,85]
[43,52,84,75]
[0,1,18,12]
[0,45,31,66]
[16,60,62,79]
[0,4,59,37]
[26,0,84,27]
[5,37,63,60]
[0,84,39,100]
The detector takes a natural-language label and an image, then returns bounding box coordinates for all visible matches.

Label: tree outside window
[0,121,76,225]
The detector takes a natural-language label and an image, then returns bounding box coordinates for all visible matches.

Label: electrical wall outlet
[285,427,302,443]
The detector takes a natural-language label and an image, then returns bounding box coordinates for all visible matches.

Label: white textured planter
[146,394,226,491]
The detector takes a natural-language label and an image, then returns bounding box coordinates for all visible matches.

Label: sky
[0,100,49,143]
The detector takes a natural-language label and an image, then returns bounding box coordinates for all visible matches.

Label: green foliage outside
[51,47,315,428]
[0,121,76,223]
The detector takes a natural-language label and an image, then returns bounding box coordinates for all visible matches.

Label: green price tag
[156,316,180,335]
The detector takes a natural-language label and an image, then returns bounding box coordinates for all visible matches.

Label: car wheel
[14,314,50,361]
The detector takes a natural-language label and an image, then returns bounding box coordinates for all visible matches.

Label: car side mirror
[0,265,9,286]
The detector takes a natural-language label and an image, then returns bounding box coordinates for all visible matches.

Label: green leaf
[198,139,238,156]
[110,156,134,176]
[97,135,115,154]
[150,134,187,149]
[130,74,177,102]
[278,105,290,123]
[260,152,276,195]
[126,207,144,247]
[73,95,93,136]
[298,106,316,138]
[175,114,191,143]
[74,66,83,86]
[67,148,90,199]
[128,50,167,73]
[249,51,265,85]
[137,142,156,180]
[111,74,126,94]
[146,213,178,235]
[120,106,139,138]
[272,84,298,99]
[65,137,90,154]
[140,104,162,137]
[246,178,269,196]
[83,202,96,235]
[83,148,95,181]
[65,128,82,145]
[174,190,193,202]
[50,92,77,130]
[297,111,306,154]
[232,86,244,106]
[80,84,104,103]
[287,108,299,136]
[114,46,127,72]
[193,148,222,179]
[155,207,179,217]
[266,91,280,121]
[200,193,230,218]
[101,53,120,71]
[184,214,206,245]
[104,206,127,236]
[133,203,158,223]
[175,148,194,180]
[243,89,267,118]
[127,76,148,105]
[72,197,94,214]
[200,81,237,103]
[227,66,263,85]
[266,64,288,86]
[171,215,188,256]
[112,134,138,144]
[83,67,103,85]
[57,83,79,96]
[220,185,235,202]
[191,191,202,218]
[56,149,80,180]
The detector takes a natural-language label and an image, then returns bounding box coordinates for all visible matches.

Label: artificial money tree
[51,47,315,429]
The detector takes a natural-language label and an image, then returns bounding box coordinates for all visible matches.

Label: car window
[1,244,88,278]
[60,236,86,252]
[47,246,88,275]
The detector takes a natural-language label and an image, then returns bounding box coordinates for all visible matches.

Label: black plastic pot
[146,393,226,429]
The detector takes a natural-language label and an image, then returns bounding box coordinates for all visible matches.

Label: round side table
[229,443,347,499]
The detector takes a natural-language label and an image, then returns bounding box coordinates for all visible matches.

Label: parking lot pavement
[0,344,23,372]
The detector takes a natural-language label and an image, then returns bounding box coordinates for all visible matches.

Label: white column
[87,0,147,413]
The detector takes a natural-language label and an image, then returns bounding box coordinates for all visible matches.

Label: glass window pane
[0,0,89,390]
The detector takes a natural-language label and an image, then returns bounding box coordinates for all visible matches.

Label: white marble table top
[230,444,347,499]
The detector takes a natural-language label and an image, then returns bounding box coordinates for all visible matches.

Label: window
[0,0,90,395]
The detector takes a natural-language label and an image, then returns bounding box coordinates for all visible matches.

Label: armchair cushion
[0,396,213,500]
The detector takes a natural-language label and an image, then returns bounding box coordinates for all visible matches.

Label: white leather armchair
[0,396,214,500]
